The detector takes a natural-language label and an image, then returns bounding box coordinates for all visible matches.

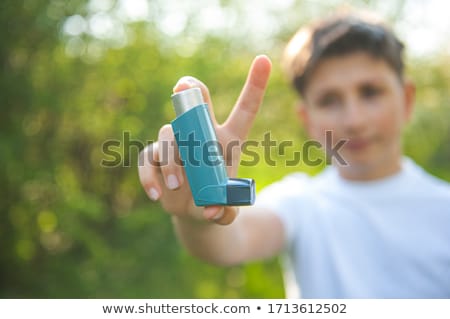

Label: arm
[138,55,278,265]
[172,206,285,266]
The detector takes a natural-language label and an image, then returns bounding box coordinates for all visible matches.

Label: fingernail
[213,209,225,220]
[148,187,160,201]
[174,77,193,90]
[180,76,195,84]
[167,174,179,190]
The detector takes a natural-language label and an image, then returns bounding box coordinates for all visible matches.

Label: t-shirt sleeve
[254,173,311,247]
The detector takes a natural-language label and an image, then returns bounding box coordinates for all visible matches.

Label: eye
[316,93,341,108]
[360,84,383,99]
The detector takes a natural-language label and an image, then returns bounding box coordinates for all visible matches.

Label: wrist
[171,213,209,228]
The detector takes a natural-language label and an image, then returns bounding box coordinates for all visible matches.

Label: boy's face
[300,52,415,180]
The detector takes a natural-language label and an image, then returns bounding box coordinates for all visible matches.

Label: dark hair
[282,11,405,96]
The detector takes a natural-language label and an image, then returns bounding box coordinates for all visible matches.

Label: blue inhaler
[171,87,255,206]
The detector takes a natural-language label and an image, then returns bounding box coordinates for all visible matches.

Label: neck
[336,154,403,182]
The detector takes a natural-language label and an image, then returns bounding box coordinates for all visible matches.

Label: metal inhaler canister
[170,87,255,206]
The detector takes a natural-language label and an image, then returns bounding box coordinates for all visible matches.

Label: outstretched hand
[138,55,272,225]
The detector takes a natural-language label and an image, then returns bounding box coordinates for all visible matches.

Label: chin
[338,149,377,168]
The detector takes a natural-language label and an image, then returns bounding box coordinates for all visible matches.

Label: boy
[138,11,450,298]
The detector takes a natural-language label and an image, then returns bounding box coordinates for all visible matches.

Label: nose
[342,98,367,134]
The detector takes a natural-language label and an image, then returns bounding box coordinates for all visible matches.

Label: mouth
[344,138,372,151]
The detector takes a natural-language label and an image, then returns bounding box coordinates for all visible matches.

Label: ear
[296,101,309,127]
[296,100,313,136]
[403,80,415,123]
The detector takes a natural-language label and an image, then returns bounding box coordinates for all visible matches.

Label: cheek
[372,100,405,138]
[307,113,340,143]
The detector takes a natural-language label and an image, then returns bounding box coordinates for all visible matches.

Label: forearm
[171,206,285,266]
[171,213,247,266]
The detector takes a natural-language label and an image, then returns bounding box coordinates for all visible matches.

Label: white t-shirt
[255,158,450,298]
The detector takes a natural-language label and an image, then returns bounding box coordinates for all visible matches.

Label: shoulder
[257,172,312,200]
[255,171,320,246]
[256,166,338,199]
[255,168,335,212]
[406,158,450,197]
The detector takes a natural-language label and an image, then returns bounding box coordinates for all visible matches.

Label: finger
[138,142,162,201]
[203,206,238,225]
[203,205,223,219]
[173,76,218,126]
[214,207,238,225]
[158,124,184,190]
[224,55,272,139]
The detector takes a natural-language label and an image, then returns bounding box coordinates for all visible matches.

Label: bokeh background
[1,0,449,298]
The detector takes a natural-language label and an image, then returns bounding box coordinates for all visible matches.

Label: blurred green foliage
[1,0,449,298]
